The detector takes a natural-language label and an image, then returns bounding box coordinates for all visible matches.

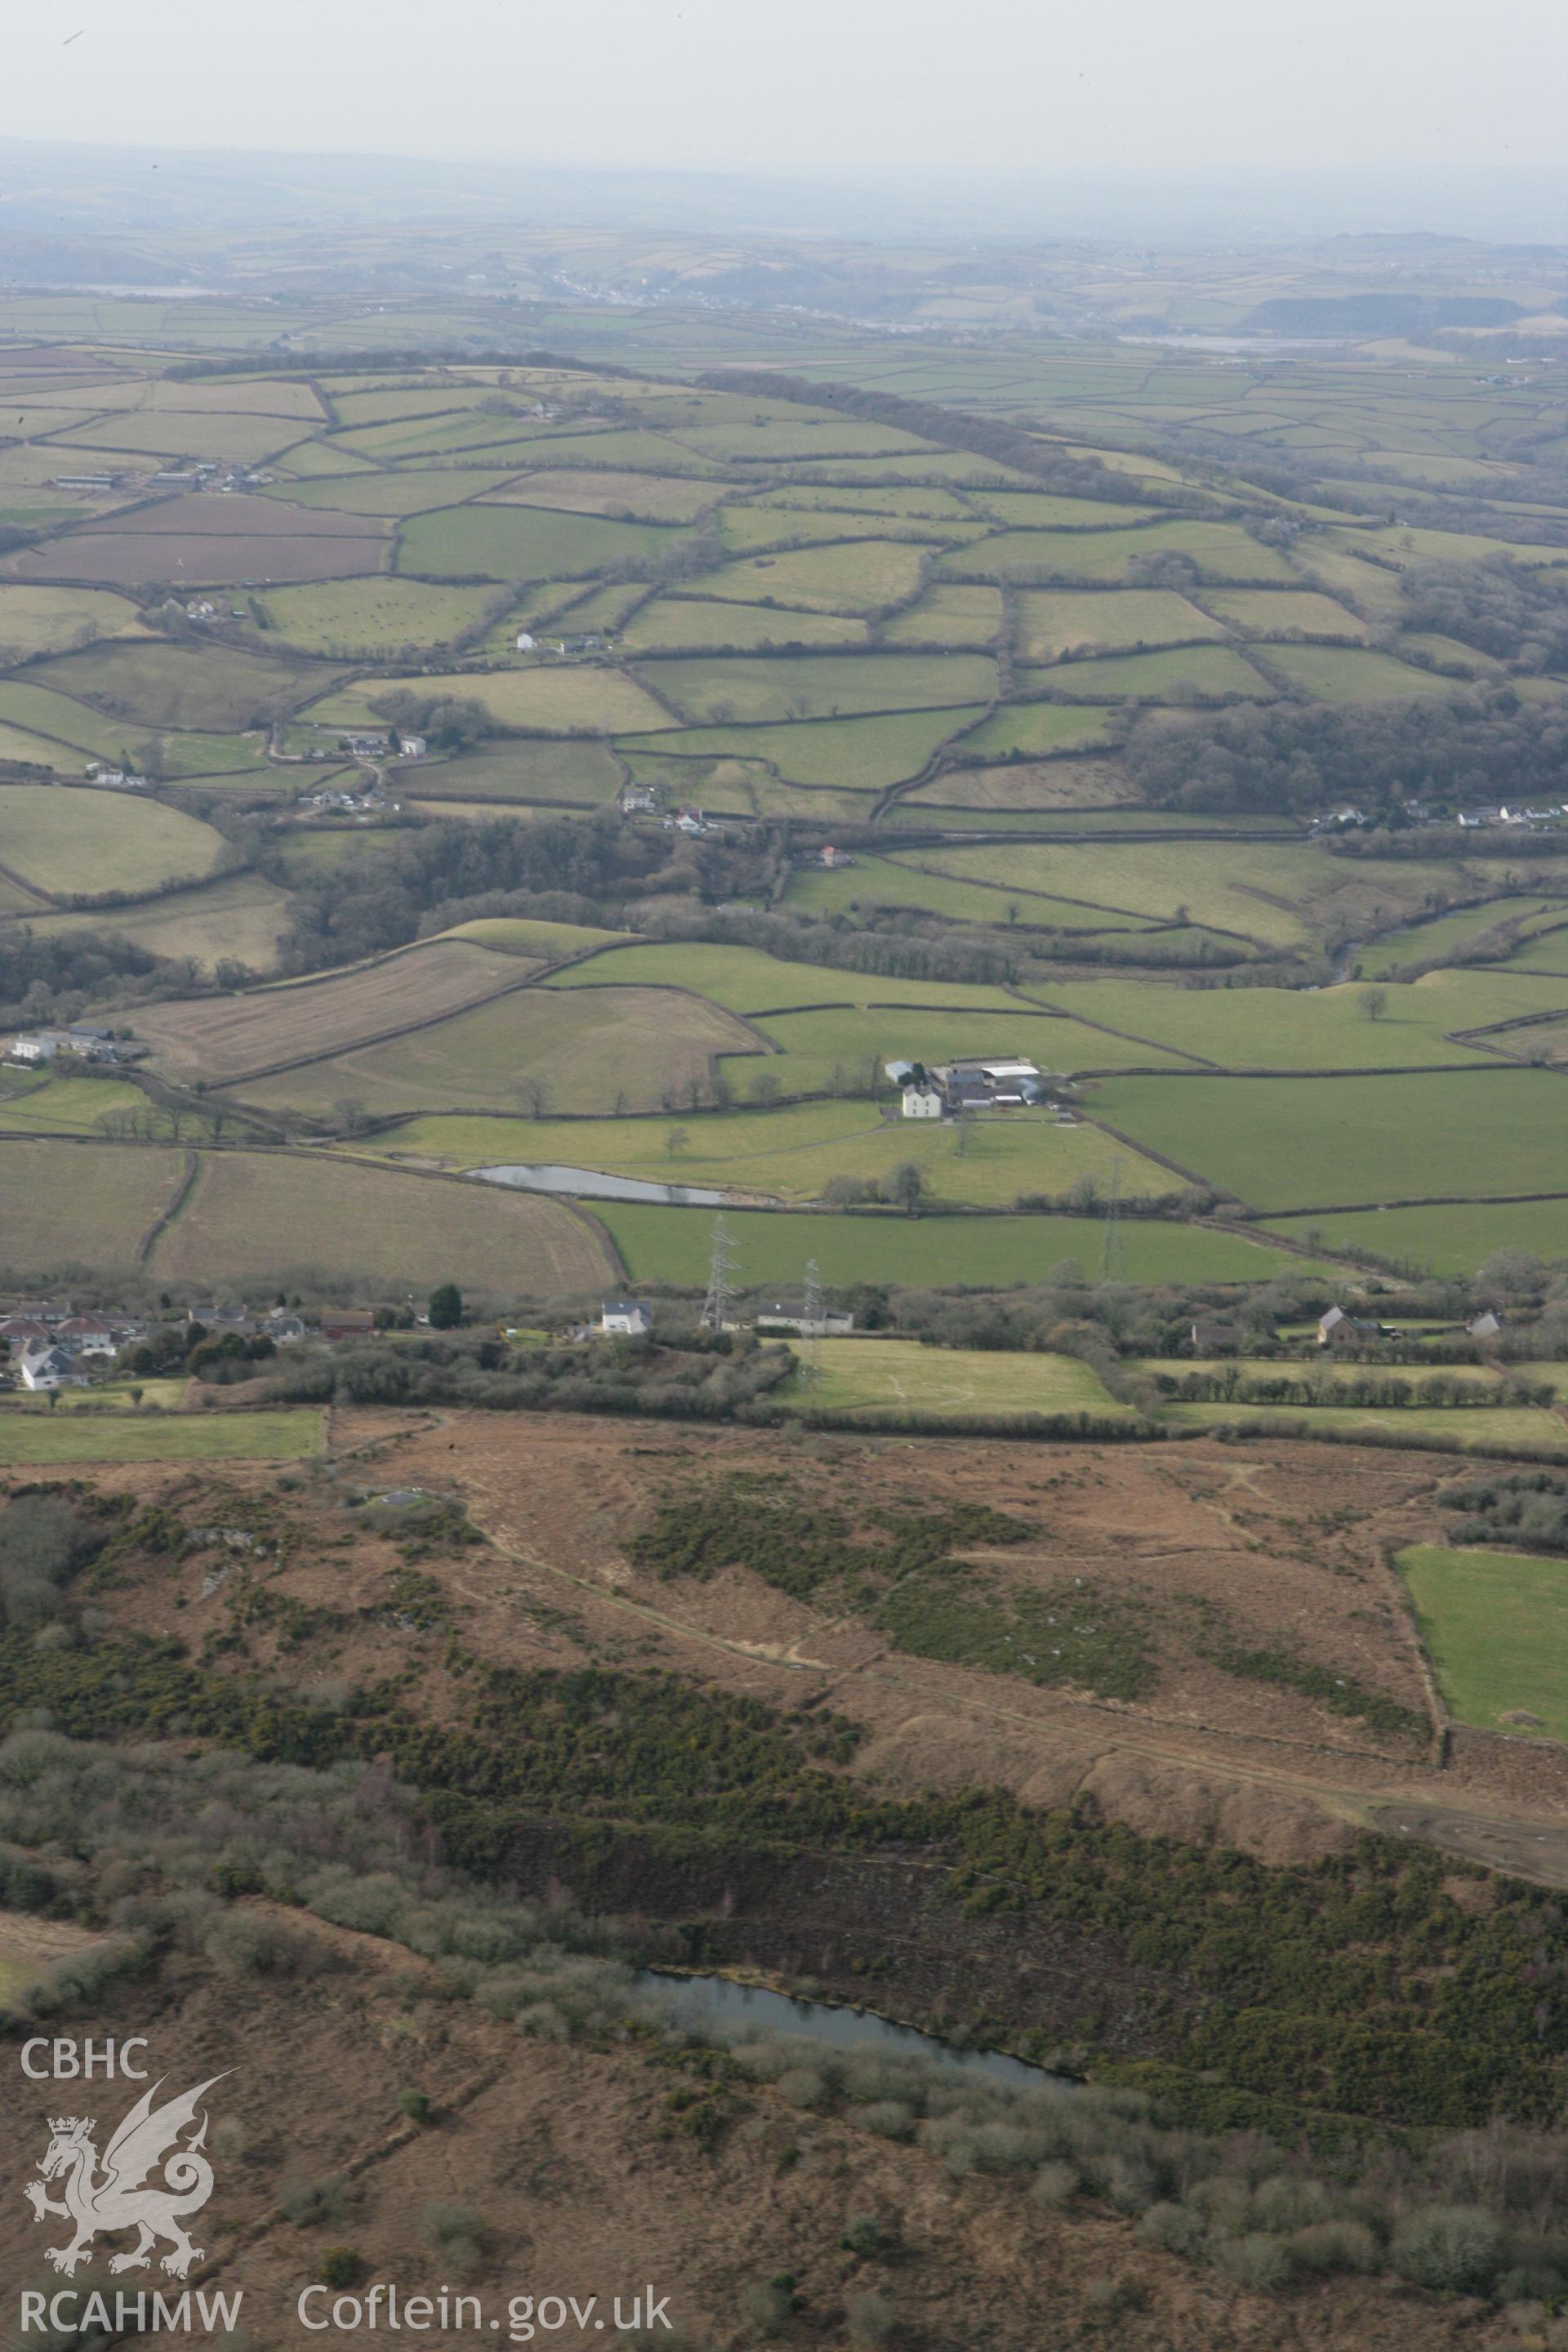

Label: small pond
[472,1163,729,1206]
[639,1971,1062,2091]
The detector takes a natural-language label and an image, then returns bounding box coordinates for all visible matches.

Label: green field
[1400,1544,1568,1741]
[397,503,690,581]
[0,786,227,898]
[1198,588,1370,640]
[0,584,141,662]
[621,599,869,653]
[946,704,1117,759]
[880,583,1004,647]
[233,982,764,1119]
[256,577,504,654]
[0,1138,189,1275]
[1025,644,1268,702]
[1090,1068,1568,1211]
[1015,588,1225,661]
[371,1099,1174,1207]
[1259,1200,1568,1277]
[314,665,675,735]
[596,1201,1325,1288]
[407,740,624,805]
[635,651,996,724]
[0,1073,149,1134]
[34,639,332,731]
[941,518,1298,584]
[691,538,931,613]
[1160,1402,1568,1454]
[782,1338,1129,1419]
[626,706,985,789]
[20,871,292,975]
[0,1407,326,1465]
[1262,645,1462,702]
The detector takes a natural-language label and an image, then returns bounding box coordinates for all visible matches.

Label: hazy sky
[6,0,1566,179]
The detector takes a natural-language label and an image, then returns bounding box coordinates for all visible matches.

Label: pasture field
[436,915,630,958]
[131,938,522,1085]
[1088,1067,1568,1210]
[0,786,227,898]
[781,1339,1129,1419]
[753,483,981,521]
[231,983,765,1120]
[1025,644,1269,701]
[947,704,1117,760]
[635,652,996,724]
[255,577,504,654]
[1196,588,1370,639]
[493,468,722,522]
[940,518,1299,584]
[406,741,624,805]
[34,639,332,731]
[0,1406,327,1466]
[372,1099,1174,1207]
[1352,898,1566,980]
[54,408,302,465]
[627,706,985,789]
[0,722,81,771]
[596,1200,1325,1289]
[1262,645,1463,702]
[746,1005,1191,1094]
[0,1073,149,1134]
[1014,589,1224,661]
[261,469,516,515]
[1021,968,1550,1070]
[0,584,141,661]
[157,730,279,778]
[1258,1200,1568,1276]
[315,665,675,735]
[969,491,1160,529]
[901,835,1461,948]
[0,681,140,759]
[397,503,688,581]
[146,1150,614,1290]
[786,853,1148,930]
[0,1138,187,1274]
[1399,1545,1568,1742]
[904,755,1140,810]
[19,872,294,974]
[621,599,868,651]
[879,583,1003,646]
[1160,1402,1568,1454]
[691,539,931,612]
[542,938,1031,1014]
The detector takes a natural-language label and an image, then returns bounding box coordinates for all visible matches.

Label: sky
[4,0,1566,180]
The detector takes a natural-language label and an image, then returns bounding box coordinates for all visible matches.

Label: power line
[701,1213,738,1331]
[800,1256,824,1388]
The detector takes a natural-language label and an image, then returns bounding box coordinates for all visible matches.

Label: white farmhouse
[600,1300,650,1337]
[902,1085,943,1120]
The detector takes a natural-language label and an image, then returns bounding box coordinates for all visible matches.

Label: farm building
[755,1298,854,1339]
[397,734,427,760]
[4,1026,123,1066]
[1317,1305,1388,1348]
[600,1300,650,1336]
[931,1056,1044,1108]
[902,1085,943,1120]
[1190,1318,1242,1353]
[321,1307,376,1342]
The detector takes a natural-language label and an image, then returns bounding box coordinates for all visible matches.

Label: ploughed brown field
[131,938,535,1086]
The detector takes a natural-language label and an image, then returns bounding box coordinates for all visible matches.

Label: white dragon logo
[24,2075,227,2278]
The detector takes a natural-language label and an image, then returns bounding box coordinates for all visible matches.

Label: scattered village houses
[17,1344,82,1392]
[1317,1305,1389,1348]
